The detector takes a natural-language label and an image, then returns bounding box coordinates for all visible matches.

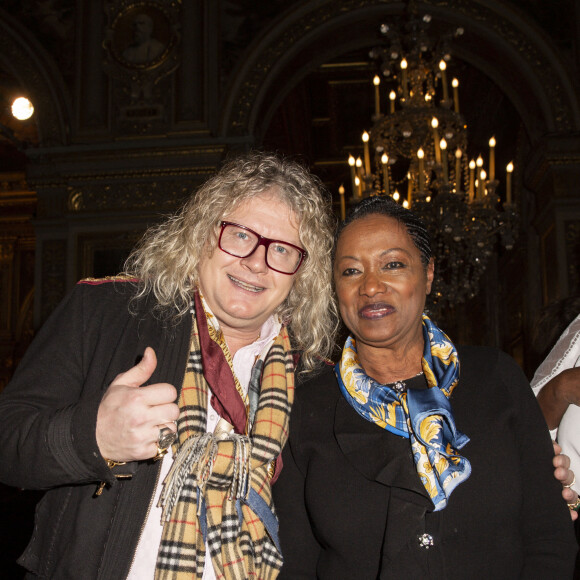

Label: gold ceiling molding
[26,144,225,163]
[0,240,15,265]
[64,165,216,212]
[0,172,35,201]
[67,179,198,213]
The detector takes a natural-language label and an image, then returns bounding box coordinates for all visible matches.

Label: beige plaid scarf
[155,300,294,579]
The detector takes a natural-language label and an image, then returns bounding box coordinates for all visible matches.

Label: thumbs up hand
[96,347,179,462]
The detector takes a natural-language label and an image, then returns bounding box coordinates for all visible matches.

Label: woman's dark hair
[334,196,432,267]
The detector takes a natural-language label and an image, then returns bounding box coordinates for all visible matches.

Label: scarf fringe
[159,432,254,521]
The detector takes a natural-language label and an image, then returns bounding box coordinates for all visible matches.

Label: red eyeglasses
[218,221,307,275]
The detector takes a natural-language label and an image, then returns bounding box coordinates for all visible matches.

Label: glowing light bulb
[11,97,34,120]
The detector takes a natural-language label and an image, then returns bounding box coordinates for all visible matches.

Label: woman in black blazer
[274,196,577,579]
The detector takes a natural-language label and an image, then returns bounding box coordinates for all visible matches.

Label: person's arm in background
[499,352,578,577]
[536,367,580,429]
[531,314,580,517]
[531,314,580,431]
[553,441,579,521]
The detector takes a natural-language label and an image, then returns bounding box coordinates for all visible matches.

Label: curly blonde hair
[123,151,339,370]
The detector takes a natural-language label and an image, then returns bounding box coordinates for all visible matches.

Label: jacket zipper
[126,458,165,575]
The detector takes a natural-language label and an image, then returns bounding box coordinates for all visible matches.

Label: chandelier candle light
[343,7,518,309]
[354,67,512,208]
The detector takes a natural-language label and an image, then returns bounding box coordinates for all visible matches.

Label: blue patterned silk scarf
[335,314,471,511]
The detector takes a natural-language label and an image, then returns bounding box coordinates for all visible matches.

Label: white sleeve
[530,314,580,441]
[558,405,580,493]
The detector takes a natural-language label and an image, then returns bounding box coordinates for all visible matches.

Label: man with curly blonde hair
[0,151,338,579]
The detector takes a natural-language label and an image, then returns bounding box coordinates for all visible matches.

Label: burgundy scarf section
[193,291,247,434]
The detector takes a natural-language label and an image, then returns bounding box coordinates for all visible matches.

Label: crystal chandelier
[341,5,518,311]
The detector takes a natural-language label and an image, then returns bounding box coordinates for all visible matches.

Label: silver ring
[153,426,177,461]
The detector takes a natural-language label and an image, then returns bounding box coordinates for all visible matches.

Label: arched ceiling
[218,0,579,203]
[222,0,580,140]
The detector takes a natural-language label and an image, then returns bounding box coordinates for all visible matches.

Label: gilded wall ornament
[103,1,181,127]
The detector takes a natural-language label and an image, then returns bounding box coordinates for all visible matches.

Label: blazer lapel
[334,394,428,497]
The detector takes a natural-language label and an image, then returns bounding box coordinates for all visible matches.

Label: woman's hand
[553,441,579,521]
